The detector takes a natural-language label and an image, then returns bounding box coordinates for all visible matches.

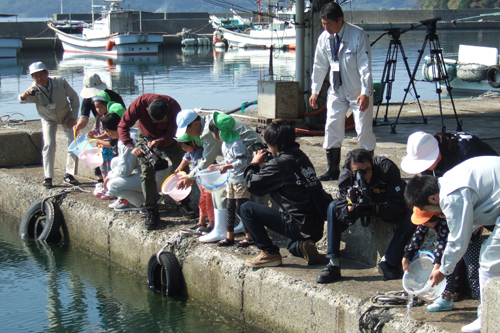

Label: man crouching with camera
[317,149,415,283]
[241,120,332,268]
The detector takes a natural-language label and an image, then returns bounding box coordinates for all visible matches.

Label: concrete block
[0,129,41,167]
[482,276,500,333]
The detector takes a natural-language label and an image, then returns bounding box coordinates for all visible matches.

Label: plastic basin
[79,147,103,169]
[402,251,446,302]
[196,167,230,192]
[69,135,90,157]
[161,172,192,201]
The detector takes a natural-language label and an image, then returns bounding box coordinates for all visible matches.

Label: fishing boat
[48,0,163,56]
[422,44,500,94]
[210,1,310,49]
[0,14,22,58]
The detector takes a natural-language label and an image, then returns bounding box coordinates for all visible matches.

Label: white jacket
[438,156,500,275]
[108,129,140,179]
[311,22,373,98]
[19,76,79,126]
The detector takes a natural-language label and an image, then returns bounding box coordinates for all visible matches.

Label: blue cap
[175,109,198,138]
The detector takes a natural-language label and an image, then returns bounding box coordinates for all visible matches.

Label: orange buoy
[106,58,115,70]
[106,38,115,51]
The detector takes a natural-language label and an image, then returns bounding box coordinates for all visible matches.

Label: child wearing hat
[175,134,215,235]
[208,112,253,247]
[403,207,482,312]
[88,91,126,199]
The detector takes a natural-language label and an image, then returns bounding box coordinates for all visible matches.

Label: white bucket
[161,172,192,201]
[402,251,446,302]
[196,166,230,192]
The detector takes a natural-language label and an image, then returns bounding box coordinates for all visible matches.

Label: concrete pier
[1,95,500,332]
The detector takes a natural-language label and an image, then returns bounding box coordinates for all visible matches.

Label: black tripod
[391,17,463,134]
[374,28,425,126]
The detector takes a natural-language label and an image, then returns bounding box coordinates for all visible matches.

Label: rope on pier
[0,113,26,128]
[358,291,424,333]
[40,186,90,214]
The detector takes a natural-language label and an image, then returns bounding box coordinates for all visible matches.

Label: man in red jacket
[118,94,197,230]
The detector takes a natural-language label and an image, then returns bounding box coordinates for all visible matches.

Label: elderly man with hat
[19,61,80,188]
[175,109,262,213]
[118,94,197,230]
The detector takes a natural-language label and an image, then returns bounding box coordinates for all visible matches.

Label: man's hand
[346,188,355,213]
[402,258,410,273]
[219,164,232,174]
[21,88,36,99]
[74,118,87,132]
[176,173,194,190]
[66,118,77,129]
[356,94,369,112]
[309,93,319,109]
[429,265,445,287]
[251,150,268,165]
[147,139,160,148]
[131,147,146,157]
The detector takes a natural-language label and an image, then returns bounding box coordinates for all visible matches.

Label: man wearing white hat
[401,131,497,176]
[19,61,80,188]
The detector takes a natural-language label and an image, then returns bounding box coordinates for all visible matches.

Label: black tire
[487,65,500,88]
[19,199,62,242]
[147,252,183,296]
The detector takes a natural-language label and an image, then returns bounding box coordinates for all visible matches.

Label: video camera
[348,169,377,227]
[253,142,274,161]
[137,137,170,171]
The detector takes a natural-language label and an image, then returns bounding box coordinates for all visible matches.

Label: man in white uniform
[405,156,500,333]
[309,2,376,181]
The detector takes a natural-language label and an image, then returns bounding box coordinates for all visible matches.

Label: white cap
[29,62,46,75]
[401,131,440,174]
[80,73,107,98]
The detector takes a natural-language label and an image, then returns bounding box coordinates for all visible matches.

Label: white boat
[422,44,500,94]
[48,0,163,56]
[210,2,310,49]
[0,14,22,58]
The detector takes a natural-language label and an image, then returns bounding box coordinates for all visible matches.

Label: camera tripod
[391,18,463,134]
[374,28,426,126]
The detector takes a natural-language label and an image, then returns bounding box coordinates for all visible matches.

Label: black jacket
[80,89,126,118]
[335,156,408,225]
[244,144,330,238]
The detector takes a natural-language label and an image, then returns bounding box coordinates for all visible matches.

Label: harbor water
[0,210,260,333]
[2,29,500,121]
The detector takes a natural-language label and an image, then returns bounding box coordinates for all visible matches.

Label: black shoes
[43,178,53,188]
[64,173,80,185]
[316,262,342,283]
[378,260,403,281]
[318,148,341,181]
[177,202,199,219]
[145,206,159,230]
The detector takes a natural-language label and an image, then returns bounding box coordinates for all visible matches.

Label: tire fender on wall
[147,252,183,296]
[19,199,63,243]
[487,65,500,88]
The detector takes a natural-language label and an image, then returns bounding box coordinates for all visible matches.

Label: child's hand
[402,258,410,273]
[219,164,232,174]
[174,168,181,174]
[87,130,96,139]
[207,164,220,171]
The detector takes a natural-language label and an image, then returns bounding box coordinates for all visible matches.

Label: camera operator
[118,94,196,230]
[317,149,414,283]
[241,120,332,268]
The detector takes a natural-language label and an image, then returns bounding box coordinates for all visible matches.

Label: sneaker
[299,239,322,265]
[43,178,53,188]
[94,183,106,197]
[461,317,481,333]
[145,206,159,230]
[108,198,121,209]
[101,191,115,200]
[245,250,282,268]
[177,202,199,219]
[64,173,79,185]
[316,262,342,284]
[114,199,141,212]
[426,296,454,312]
[378,260,403,281]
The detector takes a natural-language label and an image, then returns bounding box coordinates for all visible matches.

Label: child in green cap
[208,112,253,247]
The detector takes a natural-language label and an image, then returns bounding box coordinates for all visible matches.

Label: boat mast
[92,0,94,26]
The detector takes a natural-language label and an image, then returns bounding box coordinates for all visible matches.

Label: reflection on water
[1,29,499,120]
[0,210,258,333]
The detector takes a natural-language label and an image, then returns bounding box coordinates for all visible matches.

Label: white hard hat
[29,62,46,75]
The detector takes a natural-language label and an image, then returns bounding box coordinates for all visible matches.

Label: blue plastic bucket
[69,134,90,157]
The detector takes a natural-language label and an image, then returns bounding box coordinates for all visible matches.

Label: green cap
[92,91,111,103]
[108,102,126,117]
[175,133,202,147]
[213,111,240,143]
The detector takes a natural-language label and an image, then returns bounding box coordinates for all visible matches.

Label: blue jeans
[326,200,415,267]
[240,201,305,257]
